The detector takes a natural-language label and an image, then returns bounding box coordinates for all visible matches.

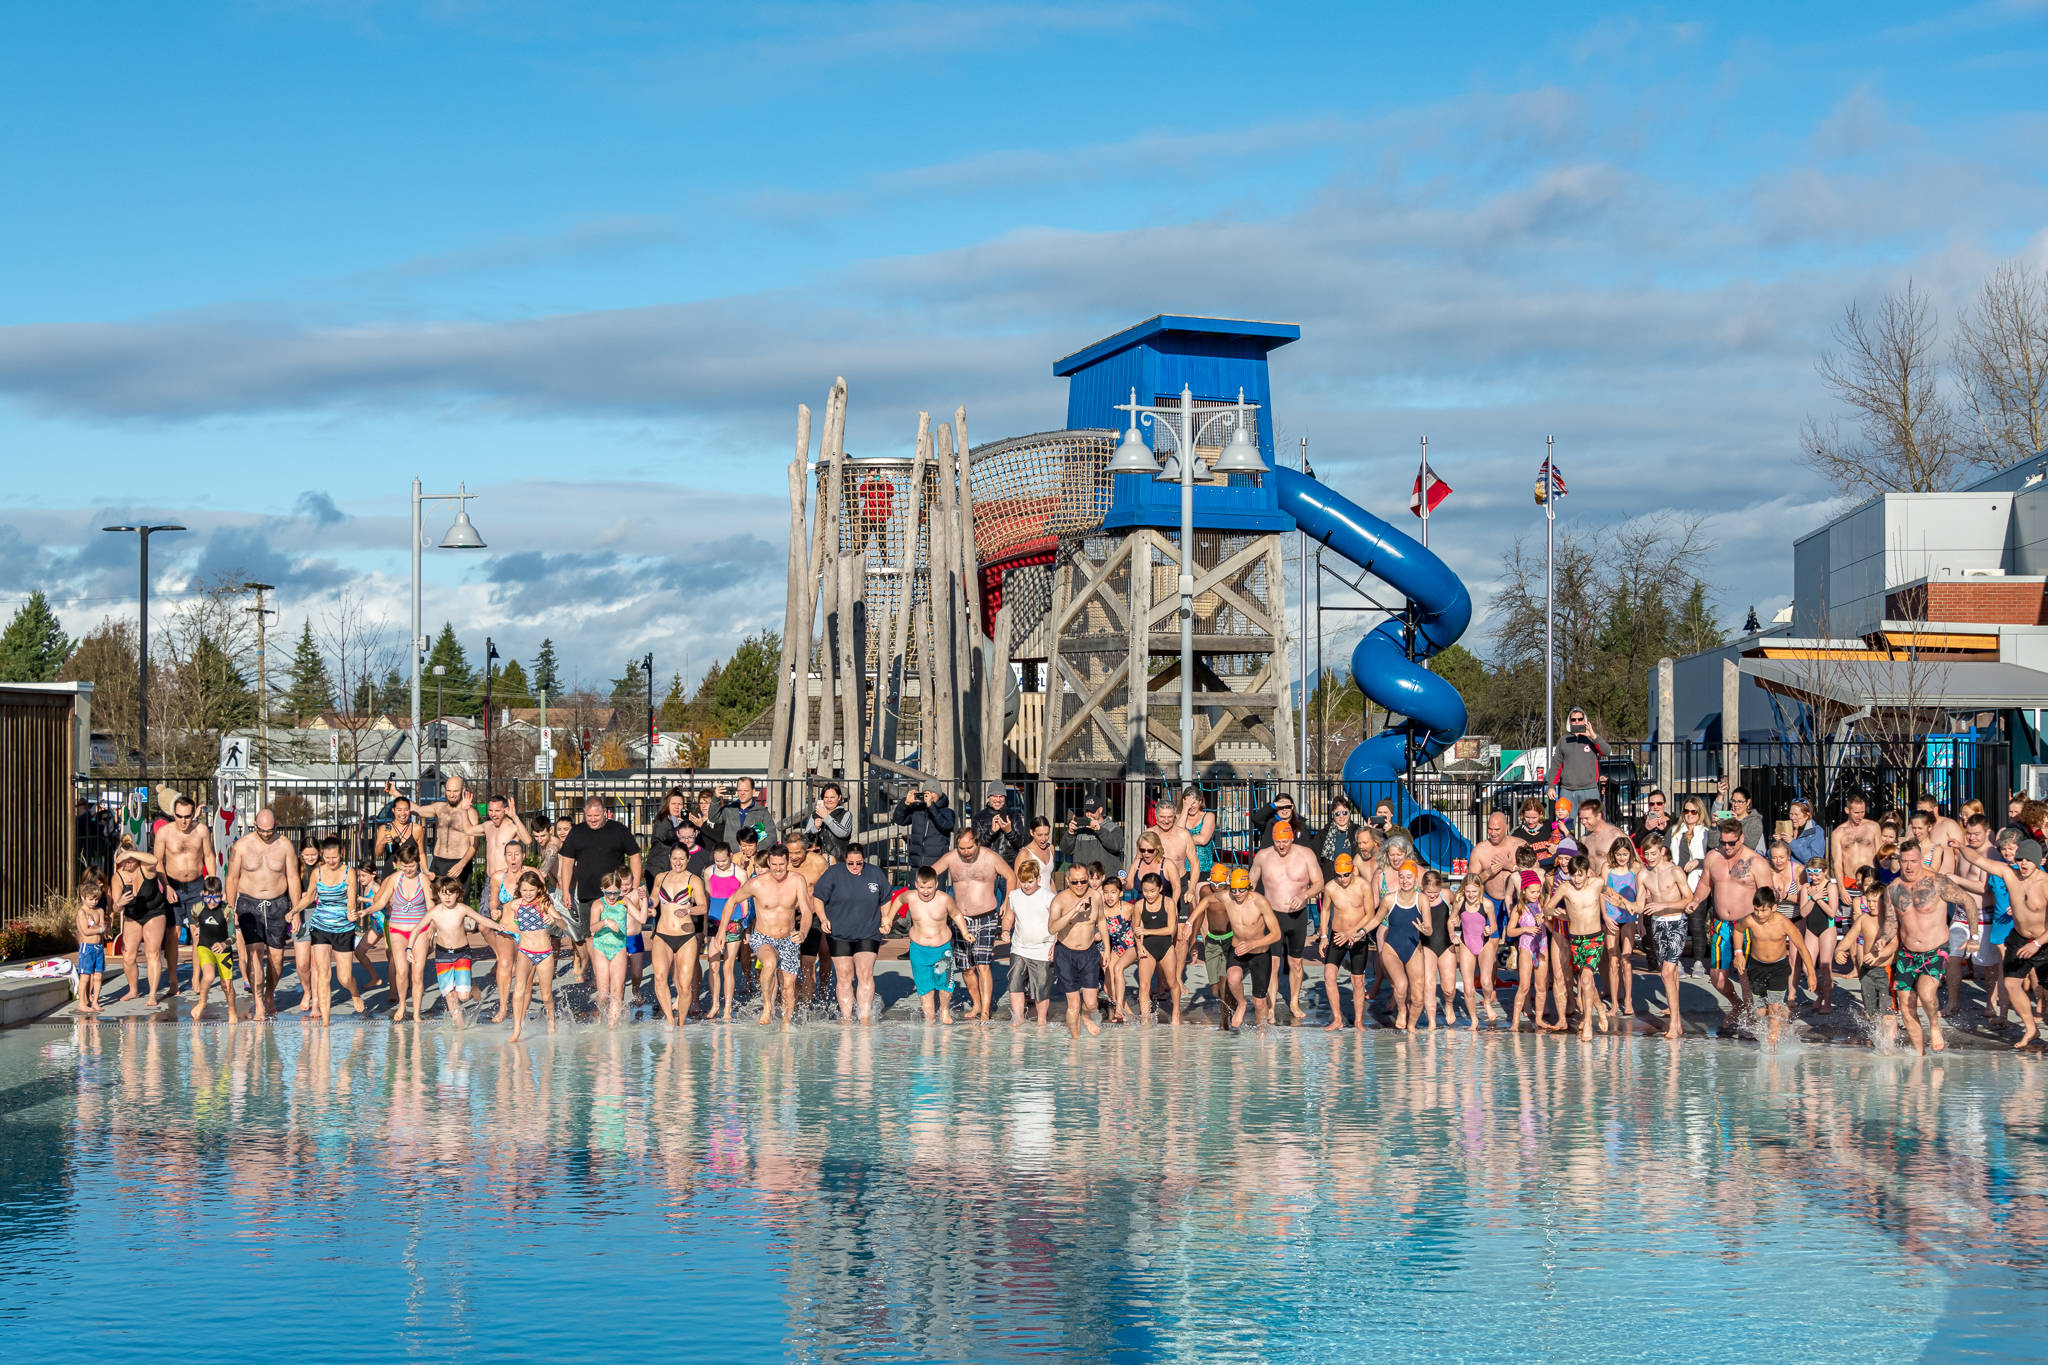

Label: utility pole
[243,582,277,809]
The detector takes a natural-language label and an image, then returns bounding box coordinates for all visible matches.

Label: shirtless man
[1688,819,1768,1027]
[416,776,481,889]
[1831,795,1881,888]
[1956,836,2048,1049]
[1638,839,1692,1039]
[1318,854,1377,1031]
[1545,855,1613,1039]
[375,793,427,871]
[786,830,831,1008]
[1737,888,1815,1045]
[899,865,973,1024]
[1049,864,1108,1037]
[1183,866,1238,1021]
[1218,868,1284,1031]
[930,829,1018,1023]
[1881,840,1974,1054]
[1152,801,1199,901]
[155,794,218,996]
[223,809,303,1020]
[1249,821,1324,1024]
[1468,811,1526,919]
[711,845,815,1027]
[479,796,533,886]
[1577,799,1629,879]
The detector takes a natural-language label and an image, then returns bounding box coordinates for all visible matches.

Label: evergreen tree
[281,620,335,722]
[183,634,256,735]
[377,665,407,715]
[710,631,782,733]
[658,671,690,730]
[531,638,561,699]
[494,657,535,708]
[423,623,477,718]
[0,590,73,682]
[611,661,652,710]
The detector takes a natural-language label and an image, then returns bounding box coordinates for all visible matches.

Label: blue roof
[1053,315,1300,377]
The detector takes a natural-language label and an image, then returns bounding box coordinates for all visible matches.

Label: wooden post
[879,415,929,765]
[1721,656,1741,791]
[839,551,865,783]
[770,402,812,813]
[931,423,959,786]
[1041,547,1070,783]
[954,406,982,790]
[1266,536,1297,784]
[793,382,844,777]
[814,382,849,775]
[915,602,937,778]
[984,600,1011,784]
[1657,656,1677,792]
[1126,530,1152,870]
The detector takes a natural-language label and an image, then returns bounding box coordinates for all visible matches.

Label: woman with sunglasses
[1795,855,1840,1014]
[1669,798,1712,976]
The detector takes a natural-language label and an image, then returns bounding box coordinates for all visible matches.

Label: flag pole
[1418,435,1430,550]
[1298,435,1310,788]
[1544,434,1556,783]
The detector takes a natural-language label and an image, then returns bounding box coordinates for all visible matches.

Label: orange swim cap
[1272,820,1294,840]
[1400,859,1420,876]
[1335,853,1355,873]
[1229,868,1251,889]
[1208,864,1230,884]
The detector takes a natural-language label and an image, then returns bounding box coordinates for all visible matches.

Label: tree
[318,588,395,774]
[658,671,690,730]
[423,623,476,718]
[155,574,260,770]
[281,620,334,722]
[0,590,73,682]
[377,665,406,715]
[710,630,782,733]
[531,638,561,699]
[494,658,535,709]
[610,662,651,710]
[1954,260,2048,471]
[60,618,139,760]
[1801,281,1983,497]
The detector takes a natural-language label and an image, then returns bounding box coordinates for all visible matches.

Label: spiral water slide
[1271,467,1474,867]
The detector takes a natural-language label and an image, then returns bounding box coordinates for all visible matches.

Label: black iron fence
[68,734,2007,887]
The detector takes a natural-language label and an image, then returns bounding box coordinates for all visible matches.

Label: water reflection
[4,1021,2048,1361]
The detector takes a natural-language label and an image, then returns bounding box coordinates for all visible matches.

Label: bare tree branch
[1954,260,2048,469]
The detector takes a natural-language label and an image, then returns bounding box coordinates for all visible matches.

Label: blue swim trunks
[908,940,952,996]
[78,943,106,975]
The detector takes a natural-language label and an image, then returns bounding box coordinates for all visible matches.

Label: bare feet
[1324,1018,1344,1032]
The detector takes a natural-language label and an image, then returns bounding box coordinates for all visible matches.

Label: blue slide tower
[1053,317,1475,865]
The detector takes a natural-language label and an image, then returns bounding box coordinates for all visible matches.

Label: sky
[3,0,2046,697]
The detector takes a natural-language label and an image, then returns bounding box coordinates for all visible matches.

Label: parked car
[1484,755,1645,826]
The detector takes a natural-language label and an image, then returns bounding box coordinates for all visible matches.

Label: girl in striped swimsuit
[369,846,432,1022]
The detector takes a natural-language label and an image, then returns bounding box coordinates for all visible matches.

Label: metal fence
[67,734,2008,888]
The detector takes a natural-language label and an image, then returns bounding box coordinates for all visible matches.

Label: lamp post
[410,478,486,786]
[483,637,500,798]
[239,581,276,808]
[1106,385,1264,784]
[641,652,655,775]
[101,522,186,793]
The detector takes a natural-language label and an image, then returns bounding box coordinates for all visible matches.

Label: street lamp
[410,479,486,785]
[483,637,500,796]
[1108,386,1263,784]
[101,522,186,792]
[641,652,655,775]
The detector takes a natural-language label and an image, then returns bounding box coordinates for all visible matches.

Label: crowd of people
[67,769,2048,1054]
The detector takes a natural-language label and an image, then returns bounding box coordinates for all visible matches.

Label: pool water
[3,1020,2045,1362]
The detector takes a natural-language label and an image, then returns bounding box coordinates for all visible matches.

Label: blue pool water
[3,1020,2046,1362]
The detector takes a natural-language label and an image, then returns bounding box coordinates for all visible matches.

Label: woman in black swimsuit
[1131,872,1182,1025]
[1419,868,1458,1029]
[649,845,705,1027]
[111,837,172,1003]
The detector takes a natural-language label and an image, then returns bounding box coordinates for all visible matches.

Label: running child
[1547,855,1613,1039]
[420,876,490,1025]
[499,869,569,1042]
[1450,874,1496,1028]
[1736,887,1814,1046]
[1833,868,1896,1049]
[1602,837,1640,1020]
[189,877,239,1023]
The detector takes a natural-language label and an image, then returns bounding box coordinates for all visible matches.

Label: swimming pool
[2,1021,2043,1362]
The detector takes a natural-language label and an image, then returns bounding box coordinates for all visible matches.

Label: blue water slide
[1271,467,1474,867]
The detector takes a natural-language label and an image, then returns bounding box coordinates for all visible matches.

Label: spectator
[892,783,958,870]
[1552,706,1604,814]
[710,775,776,850]
[1249,792,1301,850]
[1725,783,1765,852]
[1314,799,1364,879]
[1364,797,1410,847]
[1059,794,1123,870]
[803,781,853,860]
[1786,799,1827,866]
[972,781,1024,861]
[648,787,693,877]
[1635,789,1673,844]
[687,787,719,840]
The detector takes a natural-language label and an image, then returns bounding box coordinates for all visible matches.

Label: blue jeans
[1559,786,1600,816]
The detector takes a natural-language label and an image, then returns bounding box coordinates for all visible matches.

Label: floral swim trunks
[1569,931,1604,971]
[748,931,801,976]
[1893,945,1945,991]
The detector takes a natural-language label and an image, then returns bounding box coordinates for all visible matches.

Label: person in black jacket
[972,782,1025,862]
[803,781,853,860]
[1250,792,1301,851]
[1058,795,1123,871]
[1313,799,1365,878]
[648,787,693,883]
[892,784,958,871]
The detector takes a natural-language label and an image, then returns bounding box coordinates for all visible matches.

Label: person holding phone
[1554,707,1605,818]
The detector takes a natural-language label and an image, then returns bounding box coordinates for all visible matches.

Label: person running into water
[1378,860,1430,1031]
[1833,868,1896,1048]
[369,843,433,1023]
[188,877,238,1023]
[1250,819,1324,1025]
[815,844,889,1024]
[1547,855,1613,1040]
[499,870,568,1042]
[712,845,816,1029]
[154,793,218,1000]
[1637,838,1691,1039]
[1319,854,1379,1030]
[223,809,302,1021]
[1690,820,1765,1029]
[1736,887,1814,1046]
[1097,868,1137,1024]
[702,841,749,1021]
[296,836,366,1023]
[1503,877,1555,1032]
[110,839,173,1006]
[1794,856,1839,1014]
[1131,871,1181,1025]
[1418,869,1459,1028]
[1185,866,1239,1023]
[586,869,649,1025]
[1882,839,1971,1055]
[648,844,706,1027]
[1451,874,1497,1028]
[930,828,1018,1024]
[75,871,109,1015]
[1051,863,1112,1037]
[1001,857,1058,1025]
[419,876,490,1024]
[1216,868,1284,1031]
[1955,836,2048,1049]
[1601,837,1640,1021]
[899,866,971,1024]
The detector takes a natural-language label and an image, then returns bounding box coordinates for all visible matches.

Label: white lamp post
[1107,385,1264,783]
[410,478,486,785]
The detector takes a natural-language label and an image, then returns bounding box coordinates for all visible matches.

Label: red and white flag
[1411,459,1451,517]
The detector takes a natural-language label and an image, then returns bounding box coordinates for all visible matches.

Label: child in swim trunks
[1833,875,1897,1049]
[75,871,108,1015]
[189,877,239,1022]
[421,876,494,1025]
[1738,887,1814,1046]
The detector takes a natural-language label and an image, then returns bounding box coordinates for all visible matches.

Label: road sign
[219,737,249,773]
[329,732,341,762]
[534,754,549,775]
[541,747,556,762]
[540,726,553,748]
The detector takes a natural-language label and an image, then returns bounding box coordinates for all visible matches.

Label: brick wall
[1888,580,2048,625]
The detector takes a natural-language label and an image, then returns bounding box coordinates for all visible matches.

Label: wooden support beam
[770,401,811,810]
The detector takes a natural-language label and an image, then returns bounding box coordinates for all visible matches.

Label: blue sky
[3,0,2046,693]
